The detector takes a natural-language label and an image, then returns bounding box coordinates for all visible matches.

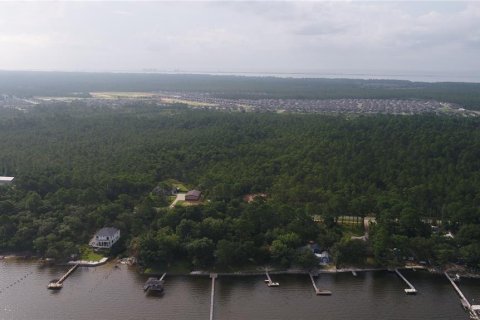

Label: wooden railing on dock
[394,269,417,294]
[445,272,480,320]
[58,264,79,284]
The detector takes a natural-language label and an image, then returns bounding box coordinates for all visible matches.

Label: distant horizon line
[1,68,479,84]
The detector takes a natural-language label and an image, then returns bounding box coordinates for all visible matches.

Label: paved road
[169,193,186,208]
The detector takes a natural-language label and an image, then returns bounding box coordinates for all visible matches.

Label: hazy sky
[1,1,479,77]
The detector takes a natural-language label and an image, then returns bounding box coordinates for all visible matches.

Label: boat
[267,282,280,287]
[316,290,332,296]
[404,288,417,295]
[143,277,164,294]
[47,279,62,290]
[454,274,461,282]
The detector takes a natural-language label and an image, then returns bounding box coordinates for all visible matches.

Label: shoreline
[3,255,480,280]
[143,266,418,277]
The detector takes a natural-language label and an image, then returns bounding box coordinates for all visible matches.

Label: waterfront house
[89,227,120,249]
[316,251,331,265]
[185,190,201,201]
[0,176,14,186]
[307,242,322,254]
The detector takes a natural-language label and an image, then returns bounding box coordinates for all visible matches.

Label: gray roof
[186,190,201,197]
[95,227,119,237]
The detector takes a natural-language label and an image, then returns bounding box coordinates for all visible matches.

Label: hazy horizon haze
[1,1,479,82]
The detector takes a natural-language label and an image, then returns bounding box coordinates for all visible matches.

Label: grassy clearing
[174,200,203,208]
[340,224,365,239]
[164,179,190,192]
[144,260,192,275]
[161,97,217,107]
[80,246,105,261]
[90,92,157,99]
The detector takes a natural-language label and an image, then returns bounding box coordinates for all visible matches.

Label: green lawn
[164,179,190,192]
[80,246,105,261]
[340,224,365,239]
[144,259,192,275]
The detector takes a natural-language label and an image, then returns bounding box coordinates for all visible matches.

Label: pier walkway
[264,270,279,287]
[394,268,417,294]
[209,273,217,320]
[445,272,480,320]
[47,264,79,289]
[308,272,332,296]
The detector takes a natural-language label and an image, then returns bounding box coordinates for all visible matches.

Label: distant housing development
[89,227,120,249]
[185,190,201,201]
[0,176,14,186]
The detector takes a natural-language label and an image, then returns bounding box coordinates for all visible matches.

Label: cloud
[0,34,51,47]
[0,1,478,76]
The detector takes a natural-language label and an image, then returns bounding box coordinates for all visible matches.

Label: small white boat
[267,282,280,287]
[47,279,62,290]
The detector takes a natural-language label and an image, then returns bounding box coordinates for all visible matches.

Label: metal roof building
[0,177,14,186]
[185,190,201,201]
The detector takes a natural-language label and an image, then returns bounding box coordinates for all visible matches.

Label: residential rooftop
[95,227,120,238]
[186,190,201,197]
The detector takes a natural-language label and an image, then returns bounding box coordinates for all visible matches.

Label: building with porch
[89,227,120,249]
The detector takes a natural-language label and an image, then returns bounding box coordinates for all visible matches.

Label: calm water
[1,260,478,320]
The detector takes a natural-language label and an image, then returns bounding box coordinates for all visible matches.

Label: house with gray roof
[89,227,120,249]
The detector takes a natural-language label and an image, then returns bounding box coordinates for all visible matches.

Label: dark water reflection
[0,261,474,320]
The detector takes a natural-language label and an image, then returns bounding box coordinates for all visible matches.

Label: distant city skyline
[0,1,479,82]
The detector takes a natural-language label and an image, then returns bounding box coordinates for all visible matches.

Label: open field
[164,179,190,192]
[90,92,158,99]
[160,97,218,107]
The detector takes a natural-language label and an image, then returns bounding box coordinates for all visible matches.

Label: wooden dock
[308,272,332,296]
[47,264,79,289]
[394,268,417,294]
[265,271,272,283]
[209,273,217,320]
[264,270,279,287]
[445,272,480,320]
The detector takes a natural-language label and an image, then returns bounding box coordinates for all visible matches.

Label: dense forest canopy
[1,71,480,110]
[1,104,480,269]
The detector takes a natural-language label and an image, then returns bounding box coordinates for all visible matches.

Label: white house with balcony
[89,227,120,249]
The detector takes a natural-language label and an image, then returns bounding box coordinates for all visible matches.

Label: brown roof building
[185,190,201,201]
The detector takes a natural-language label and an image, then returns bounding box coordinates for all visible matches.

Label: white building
[0,176,14,186]
[89,227,120,249]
